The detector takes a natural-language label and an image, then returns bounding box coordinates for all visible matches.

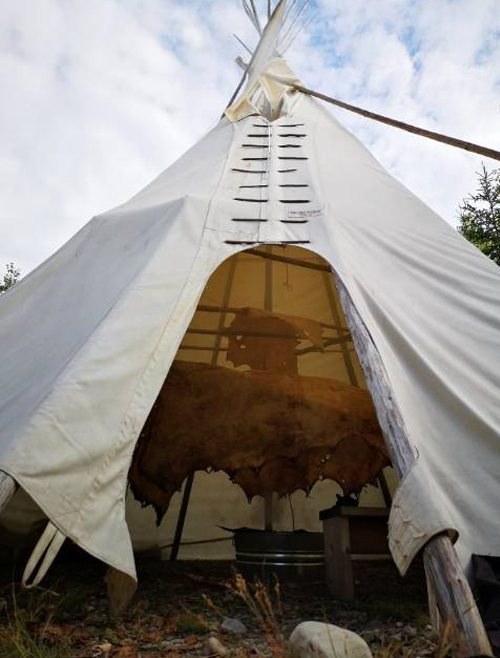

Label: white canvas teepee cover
[1,3,500,584]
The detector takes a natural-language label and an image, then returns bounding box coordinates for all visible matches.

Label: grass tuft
[174,610,209,635]
[230,572,288,658]
[0,586,70,658]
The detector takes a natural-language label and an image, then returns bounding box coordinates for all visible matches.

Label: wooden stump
[106,567,138,617]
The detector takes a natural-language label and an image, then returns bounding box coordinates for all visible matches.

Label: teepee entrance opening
[129,245,394,580]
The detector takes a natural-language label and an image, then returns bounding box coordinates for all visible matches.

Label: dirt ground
[0,547,443,658]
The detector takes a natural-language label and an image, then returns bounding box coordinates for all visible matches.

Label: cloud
[0,0,499,274]
[289,0,500,225]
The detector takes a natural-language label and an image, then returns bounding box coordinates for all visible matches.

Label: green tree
[458,164,500,266]
[0,262,21,294]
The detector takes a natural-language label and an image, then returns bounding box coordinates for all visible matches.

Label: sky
[1,0,499,275]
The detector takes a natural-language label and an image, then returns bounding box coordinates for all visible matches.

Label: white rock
[289,621,373,658]
[403,625,417,638]
[220,617,247,635]
[207,636,229,656]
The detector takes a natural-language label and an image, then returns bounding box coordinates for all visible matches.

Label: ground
[0,548,444,658]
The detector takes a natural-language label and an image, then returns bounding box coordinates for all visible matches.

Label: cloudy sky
[1,0,499,275]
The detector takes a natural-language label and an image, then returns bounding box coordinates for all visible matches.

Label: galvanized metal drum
[233,530,324,582]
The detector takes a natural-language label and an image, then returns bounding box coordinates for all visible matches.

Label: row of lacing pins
[226,119,311,246]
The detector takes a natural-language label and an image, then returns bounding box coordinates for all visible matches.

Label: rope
[292,83,500,163]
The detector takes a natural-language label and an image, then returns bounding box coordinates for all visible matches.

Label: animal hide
[129,361,389,524]
[226,307,326,373]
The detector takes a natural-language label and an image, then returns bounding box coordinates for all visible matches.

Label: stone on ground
[289,621,373,658]
[207,636,229,656]
[220,617,247,634]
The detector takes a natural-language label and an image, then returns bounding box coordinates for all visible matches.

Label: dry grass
[370,618,453,658]
[202,571,290,657]
[0,586,70,658]
[230,573,288,658]
[0,557,440,657]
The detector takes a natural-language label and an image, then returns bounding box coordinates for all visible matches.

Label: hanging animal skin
[226,306,326,373]
[129,361,389,524]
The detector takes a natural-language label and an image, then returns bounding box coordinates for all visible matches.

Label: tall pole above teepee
[225,0,287,112]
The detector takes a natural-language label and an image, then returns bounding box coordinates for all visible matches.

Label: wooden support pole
[292,83,500,164]
[323,274,392,507]
[169,256,239,561]
[335,275,492,657]
[178,345,230,352]
[264,246,274,531]
[377,470,392,509]
[322,273,358,387]
[169,474,194,562]
[196,303,348,332]
[177,344,353,355]
[247,247,331,272]
[293,337,355,355]
[186,327,351,343]
[0,470,17,514]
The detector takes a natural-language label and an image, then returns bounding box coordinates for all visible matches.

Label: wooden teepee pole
[334,276,492,657]
[264,246,274,530]
[292,83,500,163]
[323,273,391,508]
[170,255,239,561]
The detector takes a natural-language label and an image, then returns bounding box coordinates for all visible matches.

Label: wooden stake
[335,275,492,657]
[106,567,138,616]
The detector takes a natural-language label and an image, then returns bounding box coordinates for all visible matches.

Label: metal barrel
[234,530,324,582]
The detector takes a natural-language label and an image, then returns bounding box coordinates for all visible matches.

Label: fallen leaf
[111,646,138,658]
[143,627,165,643]
[184,634,199,645]
[44,624,73,640]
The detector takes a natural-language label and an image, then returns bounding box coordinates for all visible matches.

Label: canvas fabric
[0,55,499,582]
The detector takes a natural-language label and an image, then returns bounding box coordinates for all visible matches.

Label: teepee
[1,1,499,654]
